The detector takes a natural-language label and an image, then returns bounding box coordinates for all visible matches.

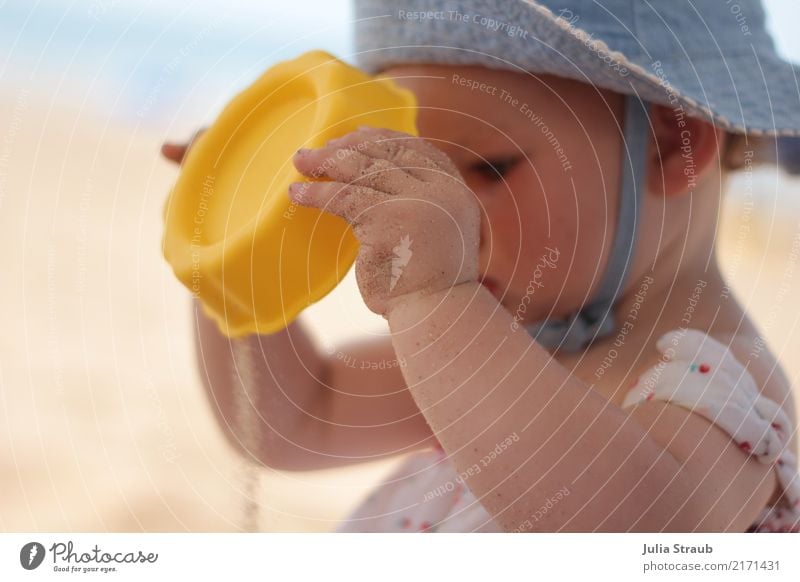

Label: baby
[162,0,800,532]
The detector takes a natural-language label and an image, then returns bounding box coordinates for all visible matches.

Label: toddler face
[379,64,626,323]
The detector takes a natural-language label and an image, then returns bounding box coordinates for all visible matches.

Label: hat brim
[354,1,800,136]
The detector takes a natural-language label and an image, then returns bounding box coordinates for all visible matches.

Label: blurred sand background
[2,1,800,533]
[0,86,407,532]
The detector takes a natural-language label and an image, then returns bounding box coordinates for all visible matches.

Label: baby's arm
[163,133,435,471]
[386,284,777,532]
[194,299,436,471]
[290,127,776,532]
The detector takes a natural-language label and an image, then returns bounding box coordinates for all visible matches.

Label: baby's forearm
[386,282,695,532]
[193,299,329,470]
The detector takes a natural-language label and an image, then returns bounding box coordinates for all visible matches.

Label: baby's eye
[470,156,521,181]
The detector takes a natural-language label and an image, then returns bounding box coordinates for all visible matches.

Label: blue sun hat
[352,0,800,352]
[778,137,800,174]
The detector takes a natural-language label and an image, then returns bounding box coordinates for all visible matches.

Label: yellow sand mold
[162,50,417,337]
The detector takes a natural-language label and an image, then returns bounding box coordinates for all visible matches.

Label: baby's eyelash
[470,156,521,180]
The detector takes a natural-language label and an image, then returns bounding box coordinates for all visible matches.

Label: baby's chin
[480,277,555,323]
[479,276,501,297]
[480,277,520,307]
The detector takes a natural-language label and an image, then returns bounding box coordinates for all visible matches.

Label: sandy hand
[289,126,480,316]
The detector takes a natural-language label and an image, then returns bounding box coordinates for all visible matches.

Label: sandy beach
[1,86,799,532]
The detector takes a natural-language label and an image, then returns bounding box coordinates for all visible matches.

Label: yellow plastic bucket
[161,50,417,337]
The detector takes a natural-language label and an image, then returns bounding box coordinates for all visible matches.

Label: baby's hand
[290,127,480,316]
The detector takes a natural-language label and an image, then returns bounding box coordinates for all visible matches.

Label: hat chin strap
[525,94,650,353]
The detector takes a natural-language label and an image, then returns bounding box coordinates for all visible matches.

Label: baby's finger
[355,126,461,177]
[160,143,188,164]
[293,148,421,196]
[160,129,207,165]
[326,132,451,183]
[288,181,392,225]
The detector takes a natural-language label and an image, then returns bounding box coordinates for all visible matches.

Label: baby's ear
[646,103,725,198]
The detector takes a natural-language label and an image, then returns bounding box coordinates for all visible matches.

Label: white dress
[335,329,800,533]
